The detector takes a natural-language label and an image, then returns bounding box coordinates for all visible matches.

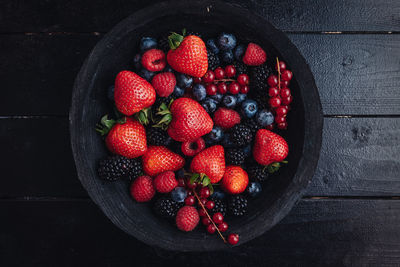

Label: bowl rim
[70,0,323,251]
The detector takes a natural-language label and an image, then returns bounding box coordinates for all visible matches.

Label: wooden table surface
[1,0,399,266]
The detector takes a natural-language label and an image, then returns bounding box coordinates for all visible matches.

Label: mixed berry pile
[96,30,292,246]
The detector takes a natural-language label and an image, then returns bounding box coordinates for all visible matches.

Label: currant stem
[276,57,281,91]
[193,190,227,243]
[213,79,235,83]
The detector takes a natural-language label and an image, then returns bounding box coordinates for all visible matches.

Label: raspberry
[176,206,200,231]
[151,72,176,97]
[141,49,166,72]
[153,171,178,193]
[130,175,155,202]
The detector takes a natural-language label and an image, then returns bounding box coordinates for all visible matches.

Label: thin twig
[276,57,281,90]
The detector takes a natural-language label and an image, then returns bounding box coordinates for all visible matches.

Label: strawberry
[242,43,266,66]
[142,146,185,176]
[213,108,241,130]
[221,166,249,194]
[141,49,166,72]
[130,175,155,202]
[190,145,225,184]
[166,97,213,142]
[253,129,289,165]
[151,72,176,97]
[153,171,178,193]
[167,32,208,77]
[96,116,147,159]
[176,206,200,232]
[114,70,156,116]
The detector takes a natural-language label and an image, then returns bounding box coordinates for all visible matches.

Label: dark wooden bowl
[70,0,323,251]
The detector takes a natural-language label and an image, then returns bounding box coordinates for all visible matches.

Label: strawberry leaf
[202,176,210,187]
[168,32,184,50]
[96,115,116,136]
[190,173,200,185]
[207,184,214,195]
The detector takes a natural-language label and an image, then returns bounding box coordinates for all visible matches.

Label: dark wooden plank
[1,34,399,116]
[1,117,399,197]
[0,199,399,266]
[0,0,399,32]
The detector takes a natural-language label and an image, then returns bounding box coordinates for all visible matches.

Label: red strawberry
[167,33,208,77]
[153,171,178,193]
[176,206,200,232]
[141,49,166,72]
[103,117,147,159]
[242,43,267,66]
[142,146,185,176]
[151,72,176,97]
[130,175,155,202]
[213,108,241,130]
[167,97,213,142]
[221,166,249,194]
[114,70,156,116]
[253,129,289,165]
[190,145,225,183]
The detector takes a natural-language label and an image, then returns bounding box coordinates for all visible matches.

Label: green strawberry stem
[189,172,214,194]
[95,115,126,136]
[153,102,173,130]
[264,160,288,174]
[135,107,152,126]
[168,29,187,50]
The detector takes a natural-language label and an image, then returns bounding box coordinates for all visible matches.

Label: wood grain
[0,0,398,32]
[0,199,399,266]
[1,117,398,197]
[0,34,399,116]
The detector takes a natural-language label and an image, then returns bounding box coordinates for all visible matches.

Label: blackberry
[158,34,170,53]
[154,197,183,219]
[244,118,262,136]
[247,164,270,182]
[212,199,227,216]
[250,64,273,92]
[230,124,252,146]
[251,90,269,110]
[228,195,248,216]
[147,127,171,146]
[233,61,248,75]
[207,49,220,70]
[97,155,142,181]
[154,95,175,110]
[225,148,245,166]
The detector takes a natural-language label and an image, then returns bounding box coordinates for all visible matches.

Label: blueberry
[236,93,247,104]
[211,190,226,199]
[133,54,142,71]
[241,99,258,118]
[222,132,235,148]
[139,68,155,81]
[221,50,234,64]
[206,39,220,54]
[202,98,217,113]
[217,33,237,51]
[173,86,185,97]
[247,181,262,197]
[243,144,252,157]
[193,84,207,101]
[171,187,187,203]
[107,85,114,101]
[234,44,245,60]
[140,37,157,52]
[222,95,237,108]
[176,73,193,88]
[176,169,185,179]
[210,93,223,103]
[256,109,274,126]
[207,126,223,143]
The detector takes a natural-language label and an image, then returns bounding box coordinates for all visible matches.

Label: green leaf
[168,32,184,50]
[208,184,214,195]
[190,173,200,185]
[202,176,210,187]
[182,28,187,36]
[116,117,126,124]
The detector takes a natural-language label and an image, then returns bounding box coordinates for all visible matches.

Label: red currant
[217,82,228,94]
[200,198,207,206]
[186,180,197,189]
[214,67,225,79]
[202,70,215,83]
[240,85,249,94]
[224,65,236,77]
[206,84,217,96]
[202,217,211,226]
[282,80,289,88]
[228,82,240,94]
[275,115,286,124]
[193,77,202,84]
[268,87,279,97]
[198,209,207,217]
[184,196,195,206]
[275,106,288,117]
[280,88,291,98]
[281,70,293,81]
[212,212,224,224]
[237,74,249,85]
[267,75,278,87]
[277,122,288,130]
[205,200,215,210]
[207,224,216,234]
[187,190,193,196]
[281,95,293,105]
[199,187,210,198]
[227,233,239,245]
[269,97,281,108]
[282,105,290,111]
[178,178,185,187]
[266,124,274,130]
[218,222,228,232]
[276,60,286,71]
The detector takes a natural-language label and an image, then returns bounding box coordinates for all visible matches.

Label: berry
[281,70,293,81]
[214,67,225,79]
[176,73,193,88]
[282,80,290,88]
[186,180,197,189]
[203,70,215,83]
[176,206,200,232]
[185,195,196,206]
[202,217,211,225]
[193,84,207,101]
[142,146,185,176]
[202,98,218,113]
[253,129,289,165]
[178,178,186,187]
[207,49,220,70]
[217,83,228,94]
[206,39,220,54]
[276,60,287,71]
[269,97,281,108]
[256,109,274,127]
[130,175,155,202]
[222,166,249,194]
[228,82,240,94]
[242,43,266,66]
[236,93,247,104]
[181,137,206,157]
[281,95,293,105]
[200,198,207,206]
[153,171,178,193]
[250,64,272,91]
[233,61,248,75]
[240,85,249,94]
[154,197,183,219]
[243,144,252,158]
[205,200,215,210]
[173,85,185,97]
[198,208,207,217]
[247,181,262,197]
[267,75,278,87]
[207,224,216,234]
[280,88,291,98]
[210,93,223,103]
[140,37,157,52]
[268,87,279,97]
[171,187,188,203]
[97,155,142,181]
[222,95,237,108]
[138,68,155,81]
[211,199,227,216]
[191,145,226,184]
[224,65,236,78]
[237,74,249,85]
[207,126,224,143]
[153,95,175,110]
[275,115,286,124]
[221,133,235,148]
[221,50,234,64]
[231,124,252,146]
[213,107,241,130]
[248,164,269,182]
[225,148,245,166]
[241,99,258,118]
[200,187,211,199]
[151,72,176,97]
[206,84,217,95]
[218,222,228,232]
[212,212,224,224]
[141,49,166,72]
[244,118,262,136]
[277,121,288,130]
[218,33,237,51]
[276,106,288,117]
[228,233,239,245]
[193,77,202,84]
[133,54,141,71]
[211,190,226,200]
[228,195,248,216]
[234,44,245,60]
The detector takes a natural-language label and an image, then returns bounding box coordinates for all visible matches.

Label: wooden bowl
[70,0,323,251]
